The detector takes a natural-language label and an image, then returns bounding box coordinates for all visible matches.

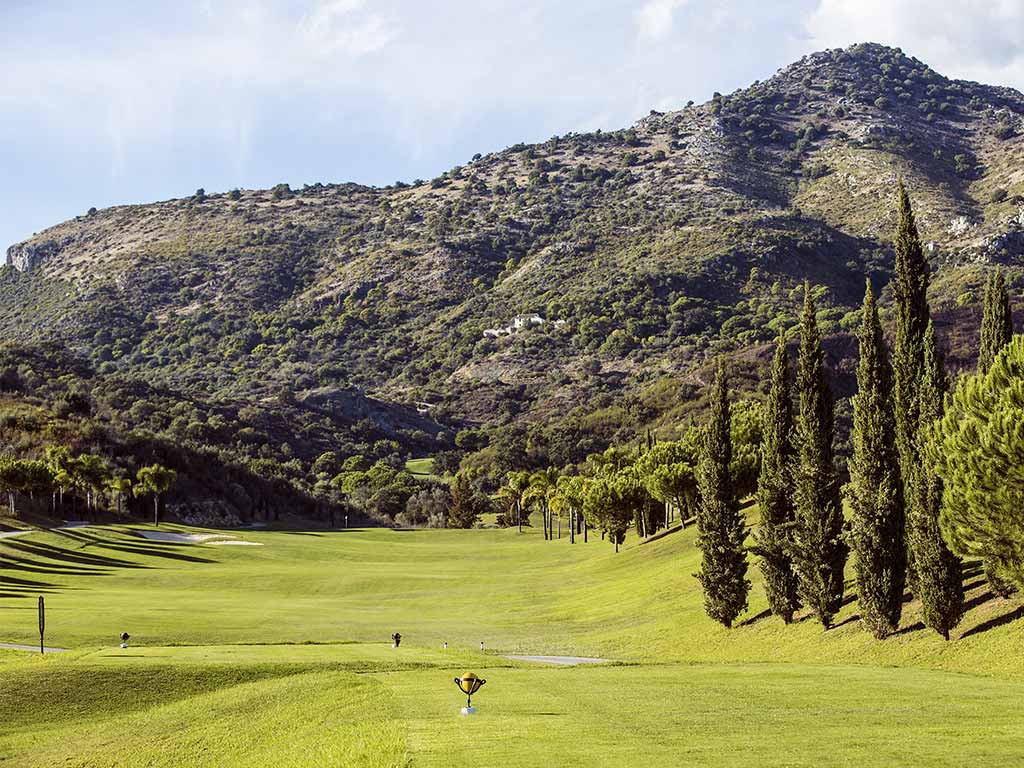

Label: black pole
[38,596,45,655]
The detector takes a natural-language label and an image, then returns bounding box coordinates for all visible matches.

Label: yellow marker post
[453,672,486,715]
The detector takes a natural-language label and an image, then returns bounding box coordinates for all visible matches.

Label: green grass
[387,663,1024,767]
[2,520,1024,765]
[405,457,438,478]
[1,661,406,767]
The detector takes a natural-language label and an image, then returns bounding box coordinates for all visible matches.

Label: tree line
[694,182,1020,639]
[492,403,763,550]
[0,446,176,526]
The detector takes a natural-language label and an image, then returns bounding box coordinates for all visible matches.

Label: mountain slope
[4,42,1024,476]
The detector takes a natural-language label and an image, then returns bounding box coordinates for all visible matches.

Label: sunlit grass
[3,521,1024,765]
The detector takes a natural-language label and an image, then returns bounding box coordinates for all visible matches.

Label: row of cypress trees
[695,182,1013,639]
[697,283,847,630]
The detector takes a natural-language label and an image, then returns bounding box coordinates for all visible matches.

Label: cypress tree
[695,362,750,628]
[891,181,930,588]
[754,331,800,623]
[976,269,1016,596]
[978,270,1013,374]
[791,283,847,629]
[892,181,930,465]
[848,282,905,639]
[911,321,964,639]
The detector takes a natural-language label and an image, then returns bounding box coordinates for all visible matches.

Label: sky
[3,0,1024,251]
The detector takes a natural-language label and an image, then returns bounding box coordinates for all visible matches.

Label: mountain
[3,42,1024,504]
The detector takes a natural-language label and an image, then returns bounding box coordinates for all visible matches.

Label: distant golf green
[2,520,1023,766]
[405,456,437,477]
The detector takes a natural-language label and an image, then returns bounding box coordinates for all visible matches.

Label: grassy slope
[4,520,1021,676]
[3,521,1024,766]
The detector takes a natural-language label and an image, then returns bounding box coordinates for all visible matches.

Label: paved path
[0,529,33,539]
[1,522,92,539]
[504,655,609,665]
[0,642,67,653]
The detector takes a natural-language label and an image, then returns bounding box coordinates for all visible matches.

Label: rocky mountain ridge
[3,42,1024,475]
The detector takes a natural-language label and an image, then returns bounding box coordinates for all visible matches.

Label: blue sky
[3,0,1024,251]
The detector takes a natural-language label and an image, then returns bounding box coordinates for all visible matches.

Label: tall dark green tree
[976,269,1016,597]
[978,270,1013,375]
[912,321,964,639]
[848,282,905,639]
[891,181,931,588]
[695,362,750,628]
[448,472,491,529]
[754,332,800,623]
[791,283,848,629]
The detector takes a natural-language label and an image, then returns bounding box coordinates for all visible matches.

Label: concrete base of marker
[460,706,477,716]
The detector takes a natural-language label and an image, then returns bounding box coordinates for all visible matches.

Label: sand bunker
[136,531,233,543]
[135,530,263,546]
[207,540,263,546]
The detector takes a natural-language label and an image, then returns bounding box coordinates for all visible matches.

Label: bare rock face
[6,239,67,272]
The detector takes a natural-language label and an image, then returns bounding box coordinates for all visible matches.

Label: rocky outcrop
[5,239,68,272]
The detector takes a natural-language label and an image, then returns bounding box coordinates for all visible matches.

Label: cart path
[503,655,610,665]
[0,642,68,653]
[0,530,33,539]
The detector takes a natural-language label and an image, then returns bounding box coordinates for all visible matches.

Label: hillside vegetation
[2,43,1024,519]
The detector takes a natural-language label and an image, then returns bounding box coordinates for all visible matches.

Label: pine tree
[911,321,964,639]
[848,282,906,639]
[791,283,847,628]
[976,269,1016,597]
[929,336,1024,589]
[891,181,930,588]
[754,331,800,623]
[695,362,750,628]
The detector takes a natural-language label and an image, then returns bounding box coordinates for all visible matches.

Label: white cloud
[298,0,398,56]
[0,0,404,178]
[635,0,689,41]
[5,0,1024,251]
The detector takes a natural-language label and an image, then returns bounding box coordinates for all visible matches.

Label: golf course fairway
[2,520,1023,766]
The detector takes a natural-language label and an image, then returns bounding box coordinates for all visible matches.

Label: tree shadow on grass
[963,590,996,613]
[830,613,861,630]
[0,574,67,598]
[893,621,926,636]
[0,555,107,577]
[962,560,984,578]
[839,591,859,608]
[3,575,59,589]
[54,530,215,564]
[2,539,144,569]
[737,609,772,627]
[960,604,1024,640]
